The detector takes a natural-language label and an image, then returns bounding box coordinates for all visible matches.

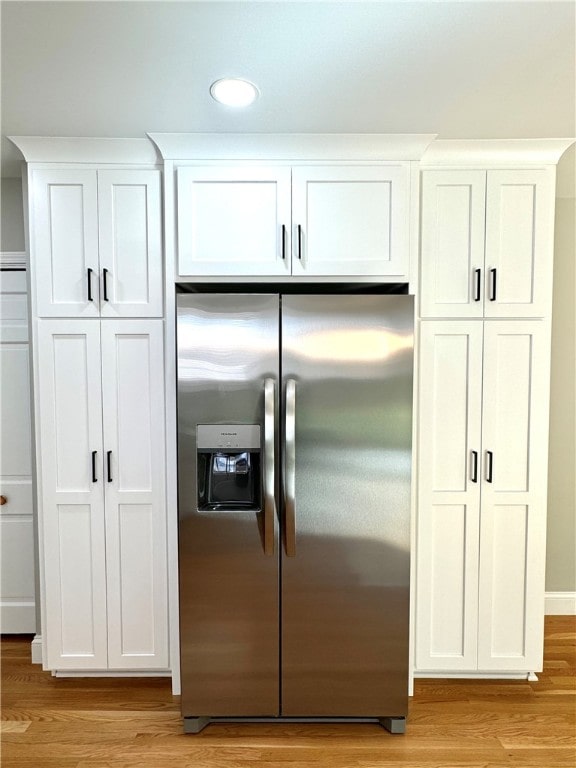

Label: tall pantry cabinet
[14,139,169,673]
[414,142,565,677]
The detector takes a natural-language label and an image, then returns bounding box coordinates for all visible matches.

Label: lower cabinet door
[477,321,549,672]
[101,320,168,670]
[37,320,108,669]
[415,321,483,671]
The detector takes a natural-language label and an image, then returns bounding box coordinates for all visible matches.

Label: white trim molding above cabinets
[149,132,436,284]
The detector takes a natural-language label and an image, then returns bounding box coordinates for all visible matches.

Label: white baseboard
[31,635,42,664]
[545,591,576,615]
[0,602,36,633]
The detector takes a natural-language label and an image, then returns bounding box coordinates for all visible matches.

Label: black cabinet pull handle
[87,268,94,301]
[281,224,286,260]
[102,268,109,301]
[297,224,303,260]
[106,450,113,482]
[486,450,494,483]
[471,450,478,483]
[91,450,97,483]
[474,269,481,302]
[489,268,497,301]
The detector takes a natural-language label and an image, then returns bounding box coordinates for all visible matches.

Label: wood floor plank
[1,616,574,768]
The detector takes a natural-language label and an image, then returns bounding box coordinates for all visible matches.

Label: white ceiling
[1,1,575,178]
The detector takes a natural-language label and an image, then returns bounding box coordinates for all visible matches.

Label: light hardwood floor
[1,616,574,768]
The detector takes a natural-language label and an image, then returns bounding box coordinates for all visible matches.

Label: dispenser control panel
[197,424,261,451]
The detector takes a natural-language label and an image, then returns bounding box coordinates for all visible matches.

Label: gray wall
[1,154,575,592]
[1,177,25,252]
[546,149,576,592]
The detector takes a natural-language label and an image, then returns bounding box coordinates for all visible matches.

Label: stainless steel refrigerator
[176,291,414,733]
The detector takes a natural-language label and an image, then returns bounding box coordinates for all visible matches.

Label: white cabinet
[0,270,36,633]
[31,169,163,317]
[37,319,168,671]
[177,165,409,279]
[420,169,555,318]
[415,320,549,673]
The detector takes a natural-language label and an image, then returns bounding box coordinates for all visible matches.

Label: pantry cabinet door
[291,166,409,278]
[37,320,107,669]
[98,170,163,318]
[177,166,291,277]
[478,321,549,671]
[484,170,555,319]
[415,321,483,671]
[31,170,100,317]
[420,171,486,318]
[101,320,168,670]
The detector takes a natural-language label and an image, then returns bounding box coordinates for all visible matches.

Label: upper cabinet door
[32,169,100,317]
[291,166,409,277]
[177,166,292,277]
[98,171,163,318]
[421,168,555,320]
[484,170,554,319]
[420,171,486,318]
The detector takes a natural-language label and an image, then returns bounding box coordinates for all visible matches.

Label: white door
[478,321,549,671]
[31,169,100,317]
[415,321,483,670]
[484,170,555,319]
[37,320,108,669]
[0,270,36,633]
[291,166,409,277]
[177,166,291,277]
[419,171,486,318]
[98,170,163,318]
[101,320,168,669]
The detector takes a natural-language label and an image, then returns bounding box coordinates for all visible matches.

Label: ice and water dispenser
[196,425,262,512]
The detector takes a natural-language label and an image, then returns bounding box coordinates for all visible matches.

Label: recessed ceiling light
[210,78,259,107]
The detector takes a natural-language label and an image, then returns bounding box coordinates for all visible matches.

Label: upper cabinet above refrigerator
[30,168,163,318]
[176,165,410,280]
[419,168,556,319]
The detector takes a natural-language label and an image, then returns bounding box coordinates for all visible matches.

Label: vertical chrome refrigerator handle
[263,378,276,556]
[284,379,297,557]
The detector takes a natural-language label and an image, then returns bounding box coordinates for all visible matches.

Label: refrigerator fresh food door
[177,293,280,717]
[281,294,414,717]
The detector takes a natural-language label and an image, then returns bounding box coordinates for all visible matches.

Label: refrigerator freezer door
[177,293,280,717]
[280,294,414,717]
